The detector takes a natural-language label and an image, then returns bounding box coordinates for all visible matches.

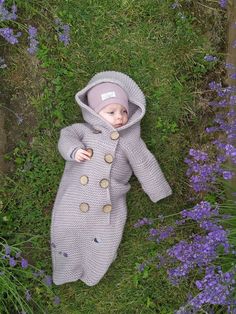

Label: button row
[80,176,109,188]
[78,131,118,215]
[84,149,113,164]
[79,203,112,213]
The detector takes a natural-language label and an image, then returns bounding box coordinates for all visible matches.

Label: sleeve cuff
[70,147,81,160]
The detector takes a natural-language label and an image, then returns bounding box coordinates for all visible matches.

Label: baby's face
[98,103,128,128]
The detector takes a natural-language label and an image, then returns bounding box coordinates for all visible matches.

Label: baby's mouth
[114,123,122,127]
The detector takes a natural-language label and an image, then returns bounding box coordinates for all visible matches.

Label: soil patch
[0,53,45,174]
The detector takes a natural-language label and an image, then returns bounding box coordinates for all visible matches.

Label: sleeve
[125,138,173,203]
[57,123,86,161]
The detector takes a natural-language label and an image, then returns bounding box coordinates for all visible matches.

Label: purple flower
[0,1,17,21]
[204,55,217,62]
[4,244,10,255]
[222,170,234,180]
[28,25,37,37]
[230,73,236,80]
[63,252,68,257]
[225,63,236,69]
[167,227,230,281]
[9,257,17,267]
[54,296,61,305]
[137,263,145,272]
[149,228,158,236]
[0,56,7,69]
[188,149,208,161]
[224,144,236,156]
[219,0,228,8]
[205,126,219,133]
[25,290,31,301]
[15,251,21,258]
[199,220,221,232]
[54,18,70,46]
[27,25,38,55]
[229,96,236,105]
[133,217,153,228]
[209,81,222,91]
[43,275,52,286]
[189,267,234,308]
[218,99,228,107]
[32,269,45,277]
[171,1,181,9]
[0,27,21,44]
[181,201,218,222]
[175,219,186,225]
[58,26,70,46]
[21,258,28,269]
[159,226,174,240]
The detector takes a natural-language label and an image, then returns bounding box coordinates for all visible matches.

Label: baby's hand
[74,149,91,162]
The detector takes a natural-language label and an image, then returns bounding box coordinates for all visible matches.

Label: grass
[0,0,229,313]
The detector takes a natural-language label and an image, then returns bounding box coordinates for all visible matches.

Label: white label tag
[101,91,116,101]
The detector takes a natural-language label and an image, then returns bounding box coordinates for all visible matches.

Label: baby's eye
[123,110,127,113]
[108,112,114,114]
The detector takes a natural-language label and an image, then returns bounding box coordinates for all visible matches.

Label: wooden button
[110,131,119,140]
[104,154,113,163]
[80,175,89,185]
[80,203,89,212]
[86,148,93,158]
[100,179,109,188]
[102,204,112,213]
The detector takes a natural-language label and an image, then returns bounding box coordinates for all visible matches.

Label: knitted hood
[75,71,146,135]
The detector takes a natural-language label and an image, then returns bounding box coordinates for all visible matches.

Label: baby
[50,71,172,287]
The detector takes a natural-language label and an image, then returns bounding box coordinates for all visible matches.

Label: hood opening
[75,71,146,130]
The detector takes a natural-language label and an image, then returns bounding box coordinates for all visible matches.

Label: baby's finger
[81,153,91,160]
[81,149,91,156]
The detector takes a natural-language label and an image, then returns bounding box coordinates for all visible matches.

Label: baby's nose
[118,112,123,118]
